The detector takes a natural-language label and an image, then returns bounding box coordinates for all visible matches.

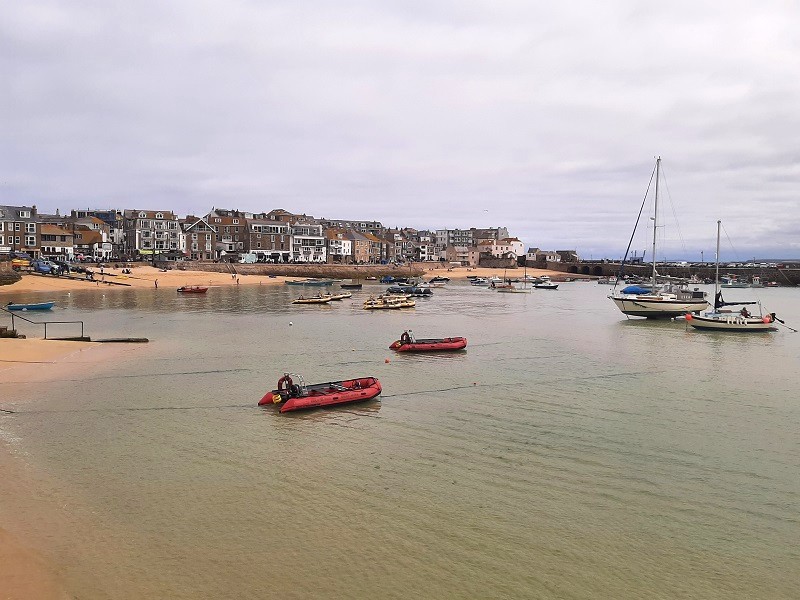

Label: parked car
[9,252,32,270]
[31,260,61,275]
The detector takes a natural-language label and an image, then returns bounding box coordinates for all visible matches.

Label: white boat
[532,280,559,290]
[686,221,781,332]
[609,157,709,318]
[470,277,489,286]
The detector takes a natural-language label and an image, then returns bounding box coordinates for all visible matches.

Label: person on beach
[154,279,158,288]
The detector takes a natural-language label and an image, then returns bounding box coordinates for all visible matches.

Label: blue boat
[6,301,55,311]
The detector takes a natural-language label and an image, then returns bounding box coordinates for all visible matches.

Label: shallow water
[2,281,800,599]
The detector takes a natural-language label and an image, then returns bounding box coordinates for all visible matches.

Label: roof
[40,224,73,236]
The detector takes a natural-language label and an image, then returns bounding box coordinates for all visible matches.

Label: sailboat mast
[651,157,661,290]
[715,219,721,298]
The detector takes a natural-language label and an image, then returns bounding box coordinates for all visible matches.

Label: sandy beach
[0,263,576,296]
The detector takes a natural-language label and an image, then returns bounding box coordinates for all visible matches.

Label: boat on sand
[259,373,382,412]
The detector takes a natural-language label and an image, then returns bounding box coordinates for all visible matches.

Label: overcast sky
[3,1,799,259]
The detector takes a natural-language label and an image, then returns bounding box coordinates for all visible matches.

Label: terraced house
[0,204,40,258]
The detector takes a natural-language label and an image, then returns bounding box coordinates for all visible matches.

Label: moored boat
[5,301,55,311]
[285,278,336,286]
[322,291,352,300]
[177,285,208,294]
[292,294,332,304]
[686,221,785,333]
[363,295,415,309]
[609,157,708,318]
[259,373,382,412]
[389,331,467,352]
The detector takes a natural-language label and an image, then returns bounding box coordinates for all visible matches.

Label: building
[0,205,40,258]
[246,217,291,262]
[180,216,217,261]
[291,222,326,262]
[39,224,75,258]
[326,229,353,264]
[207,209,248,258]
[123,210,181,259]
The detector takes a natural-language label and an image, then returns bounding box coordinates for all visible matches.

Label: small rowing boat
[389,331,467,352]
[5,301,55,311]
[177,286,208,294]
[259,373,382,412]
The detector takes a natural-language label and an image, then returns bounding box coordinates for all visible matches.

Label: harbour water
[2,281,799,599]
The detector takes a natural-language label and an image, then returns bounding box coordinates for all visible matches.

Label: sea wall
[174,263,426,280]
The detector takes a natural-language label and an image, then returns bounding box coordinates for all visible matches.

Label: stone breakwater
[175,263,426,280]
[0,262,22,286]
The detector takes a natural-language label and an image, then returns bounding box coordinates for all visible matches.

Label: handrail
[1,306,85,339]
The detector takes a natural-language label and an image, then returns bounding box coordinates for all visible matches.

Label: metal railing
[1,306,85,339]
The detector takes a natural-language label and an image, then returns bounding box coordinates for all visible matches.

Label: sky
[2,0,799,260]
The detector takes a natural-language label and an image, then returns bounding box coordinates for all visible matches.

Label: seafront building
[0,201,526,267]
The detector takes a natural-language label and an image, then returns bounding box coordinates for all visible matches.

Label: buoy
[385,358,390,363]
[473,382,477,386]
[289,322,293,326]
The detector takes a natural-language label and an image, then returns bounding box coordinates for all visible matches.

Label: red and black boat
[177,285,209,294]
[259,373,382,413]
[389,331,467,352]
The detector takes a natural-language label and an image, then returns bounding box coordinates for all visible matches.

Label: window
[233,219,239,224]
[0,235,3,245]
[139,212,147,218]
[155,213,163,219]
[26,223,36,233]
[192,233,198,240]
[15,223,21,231]
[25,235,36,246]
[0,222,3,231]
[19,210,31,218]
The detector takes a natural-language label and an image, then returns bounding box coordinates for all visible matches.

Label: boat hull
[177,286,208,293]
[259,377,382,412]
[609,296,708,318]
[6,301,55,311]
[389,337,467,352]
[685,313,777,331]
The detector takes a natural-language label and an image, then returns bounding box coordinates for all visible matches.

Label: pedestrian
[155,279,158,289]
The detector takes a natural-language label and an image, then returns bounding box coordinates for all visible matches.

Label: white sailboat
[609,157,708,318]
[685,221,779,332]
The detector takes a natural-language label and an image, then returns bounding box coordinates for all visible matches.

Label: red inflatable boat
[259,374,382,413]
[389,333,467,352]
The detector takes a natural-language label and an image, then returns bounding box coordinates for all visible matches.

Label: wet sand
[1,339,144,600]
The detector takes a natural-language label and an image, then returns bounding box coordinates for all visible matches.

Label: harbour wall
[540,261,800,286]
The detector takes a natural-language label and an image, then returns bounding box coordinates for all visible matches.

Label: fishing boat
[285,278,336,286]
[259,373,382,412]
[609,157,709,318]
[430,276,450,283]
[340,281,363,289]
[292,294,332,304]
[685,221,783,332]
[389,331,467,352]
[5,301,55,311]
[470,277,489,286]
[177,285,208,294]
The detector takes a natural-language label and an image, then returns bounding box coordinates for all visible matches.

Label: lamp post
[701,250,704,264]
